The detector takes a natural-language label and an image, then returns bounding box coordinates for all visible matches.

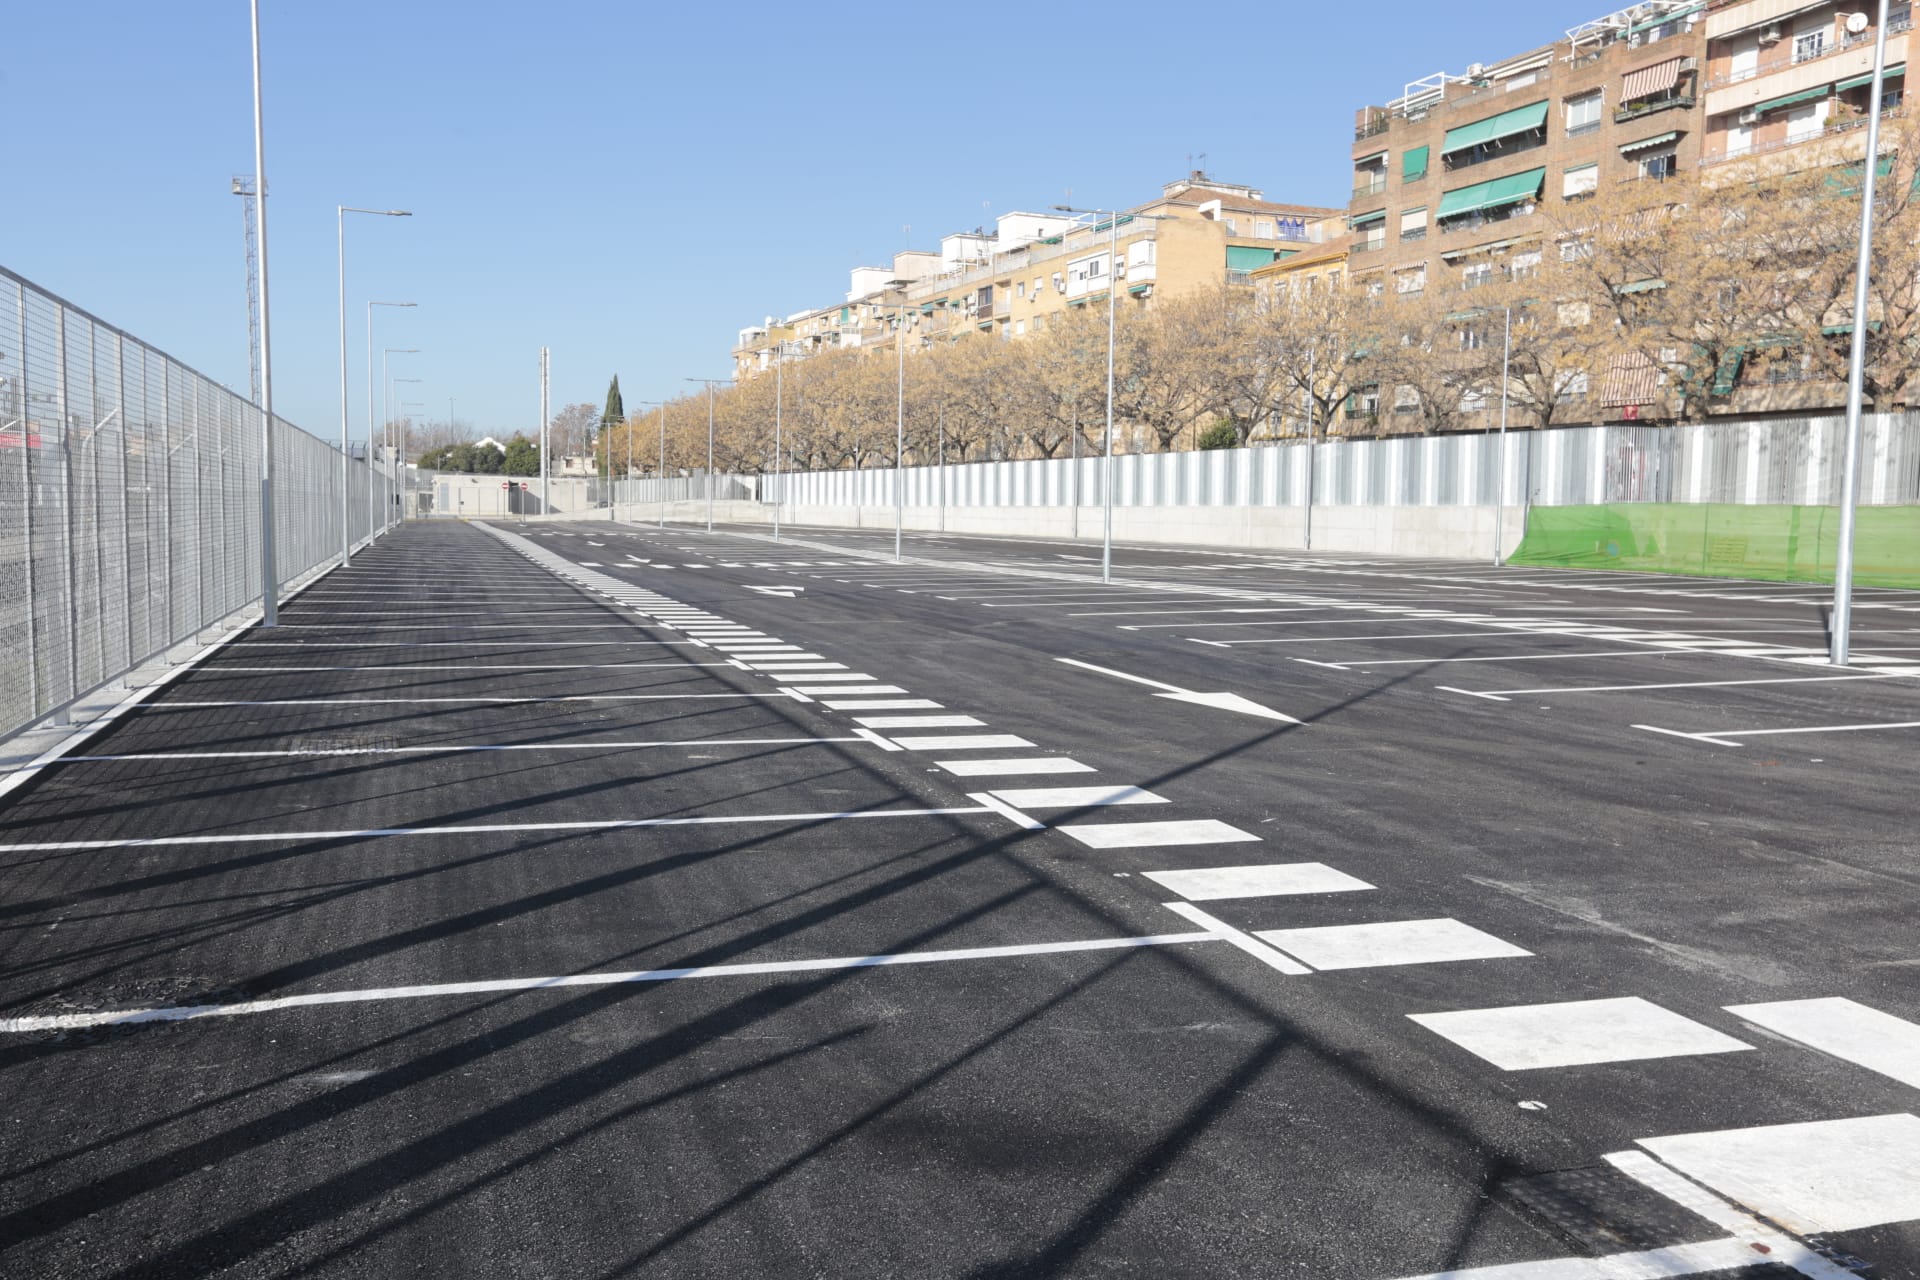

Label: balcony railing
[1615,92,1694,124]
[1705,17,1914,91]
[1353,176,1388,199]
[1566,118,1603,138]
[1351,238,1386,254]
[1401,226,1428,242]
[1700,104,1906,165]
[1356,115,1391,140]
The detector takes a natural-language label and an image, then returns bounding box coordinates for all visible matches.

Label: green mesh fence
[1510,504,1920,588]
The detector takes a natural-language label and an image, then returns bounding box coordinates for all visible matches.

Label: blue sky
[5,0,1607,442]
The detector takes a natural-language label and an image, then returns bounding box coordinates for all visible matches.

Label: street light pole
[774,350,784,543]
[1832,0,1893,666]
[380,346,418,534]
[249,0,277,625]
[367,302,414,539]
[1495,304,1512,566]
[683,378,731,532]
[896,304,906,562]
[538,347,549,518]
[335,205,409,564]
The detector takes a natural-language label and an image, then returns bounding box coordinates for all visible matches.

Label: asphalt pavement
[1,514,1916,1279]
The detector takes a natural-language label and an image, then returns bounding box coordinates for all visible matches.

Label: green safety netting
[1509,503,1920,587]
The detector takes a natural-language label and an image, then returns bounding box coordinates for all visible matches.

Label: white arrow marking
[746,585,804,598]
[1055,658,1299,723]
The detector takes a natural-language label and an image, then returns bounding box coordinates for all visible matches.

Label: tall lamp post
[1053,206,1169,583]
[1832,0,1894,666]
[366,301,415,539]
[390,374,422,526]
[683,377,733,532]
[381,347,419,533]
[856,297,916,562]
[335,205,409,564]
[248,0,278,624]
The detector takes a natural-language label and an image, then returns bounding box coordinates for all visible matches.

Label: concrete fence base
[572,500,1528,561]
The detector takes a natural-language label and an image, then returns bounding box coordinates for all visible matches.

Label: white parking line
[1636,718,1920,745]
[0,806,993,852]
[0,930,1222,1034]
[56,737,862,762]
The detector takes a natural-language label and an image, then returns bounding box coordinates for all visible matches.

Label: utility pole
[248,0,277,626]
[539,347,550,518]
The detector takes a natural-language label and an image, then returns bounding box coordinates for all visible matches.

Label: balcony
[1615,92,1695,124]
[1707,17,1911,92]
[1401,226,1428,242]
[1353,175,1388,199]
[1351,238,1386,255]
[1356,115,1391,141]
[1701,104,1906,165]
[1566,119,1603,138]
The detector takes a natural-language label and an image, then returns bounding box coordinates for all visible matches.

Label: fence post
[117,332,133,672]
[17,280,39,720]
[54,307,77,725]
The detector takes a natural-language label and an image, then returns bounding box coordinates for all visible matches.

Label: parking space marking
[1158,901,1311,975]
[0,806,993,853]
[1726,998,1920,1089]
[0,930,1223,1035]
[1056,819,1261,849]
[56,737,863,762]
[1255,919,1532,971]
[853,715,985,729]
[937,757,1096,777]
[987,785,1166,809]
[1143,862,1375,901]
[1635,718,1920,746]
[886,734,1036,751]
[1410,998,1753,1070]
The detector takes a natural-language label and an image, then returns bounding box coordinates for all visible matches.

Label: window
[1729,40,1759,83]
[1559,300,1592,326]
[1459,387,1488,413]
[1786,101,1829,142]
[1400,207,1429,241]
[1792,26,1828,64]
[1015,320,1026,336]
[1403,145,1431,181]
[1087,256,1106,278]
[1033,277,1043,295]
[1725,119,1754,158]
[1560,237,1592,262]
[1462,262,1494,290]
[1366,277,1386,297]
[1016,281,1026,299]
[1225,218,1238,234]
[1255,219,1274,239]
[1394,386,1423,415]
[1510,250,1542,280]
[1563,163,1599,198]
[1396,264,1427,293]
[1459,325,1485,350]
[1566,91,1603,136]
[1033,314,1045,331]
[1557,370,1590,402]
[1638,148,1677,179]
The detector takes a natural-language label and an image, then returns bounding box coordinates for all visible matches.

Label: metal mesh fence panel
[0,266,385,740]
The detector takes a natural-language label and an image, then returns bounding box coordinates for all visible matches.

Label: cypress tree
[602,376,624,430]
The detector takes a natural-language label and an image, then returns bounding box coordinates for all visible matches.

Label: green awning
[1349,209,1387,228]
[1836,64,1905,92]
[1627,2,1701,33]
[1436,167,1546,219]
[1615,278,1667,294]
[1227,246,1279,271]
[1403,145,1430,179]
[1620,130,1681,154]
[1127,283,1152,295]
[1755,84,1831,114]
[1355,150,1387,167]
[1440,100,1549,155]
[1822,320,1884,334]
[1712,347,1745,395]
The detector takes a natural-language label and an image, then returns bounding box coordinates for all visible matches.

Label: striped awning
[1837,64,1906,92]
[1620,130,1682,155]
[1602,352,1662,408]
[1621,57,1684,102]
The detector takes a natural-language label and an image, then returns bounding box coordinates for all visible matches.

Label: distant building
[731,174,1342,378]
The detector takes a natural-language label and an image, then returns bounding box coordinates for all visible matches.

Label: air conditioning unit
[1738,106,1759,124]
[1629,31,1643,45]
[1759,24,1783,43]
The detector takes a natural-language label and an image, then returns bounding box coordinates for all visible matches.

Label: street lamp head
[387,210,412,217]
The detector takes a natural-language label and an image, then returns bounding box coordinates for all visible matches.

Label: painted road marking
[789,684,907,696]
[1256,918,1531,971]
[1158,901,1310,976]
[1410,997,1753,1070]
[1637,1114,1920,1235]
[1387,1236,1777,1279]
[937,757,1096,777]
[0,931,1221,1034]
[1057,819,1261,849]
[55,737,863,762]
[1143,862,1374,901]
[1726,997,1920,1089]
[886,734,1035,751]
[1602,1150,1861,1280]
[0,807,993,853]
[1637,718,1920,745]
[988,785,1166,810]
[1443,672,1920,698]
[823,699,943,710]
[854,716,986,729]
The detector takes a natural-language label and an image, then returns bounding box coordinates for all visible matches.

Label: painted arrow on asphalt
[1055,658,1300,723]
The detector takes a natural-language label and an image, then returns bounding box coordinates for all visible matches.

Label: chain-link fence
[0,266,387,740]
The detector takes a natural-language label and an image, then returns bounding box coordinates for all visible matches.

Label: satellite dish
[1846,11,1871,33]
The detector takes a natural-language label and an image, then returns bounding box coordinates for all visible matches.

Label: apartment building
[1347,2,1707,296]
[732,174,1341,377]
[1698,0,1910,177]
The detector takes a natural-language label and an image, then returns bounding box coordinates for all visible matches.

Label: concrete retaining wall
[581,500,1527,561]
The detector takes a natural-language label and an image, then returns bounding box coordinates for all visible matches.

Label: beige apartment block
[1348,3,1706,294]
[1699,0,1909,178]
[731,173,1341,377]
